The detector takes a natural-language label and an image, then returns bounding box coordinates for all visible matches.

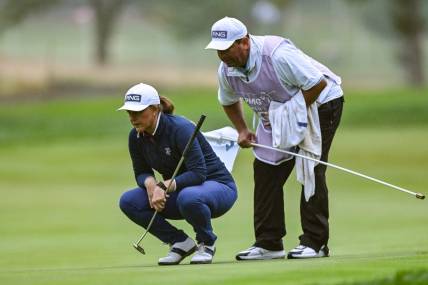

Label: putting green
[0,90,427,284]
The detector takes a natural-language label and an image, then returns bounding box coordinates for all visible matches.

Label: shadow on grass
[0,260,241,274]
[1,250,427,274]
[334,269,428,285]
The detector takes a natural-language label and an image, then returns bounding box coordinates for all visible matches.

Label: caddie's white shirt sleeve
[272,43,324,91]
[217,63,240,106]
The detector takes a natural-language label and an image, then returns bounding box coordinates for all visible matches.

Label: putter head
[416,193,425,200]
[133,243,146,254]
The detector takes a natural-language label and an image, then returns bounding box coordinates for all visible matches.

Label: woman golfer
[118,83,237,265]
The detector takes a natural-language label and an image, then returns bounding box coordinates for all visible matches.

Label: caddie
[205,17,344,260]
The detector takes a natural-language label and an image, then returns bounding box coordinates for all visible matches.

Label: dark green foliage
[347,0,426,86]
[137,0,293,39]
[0,0,61,31]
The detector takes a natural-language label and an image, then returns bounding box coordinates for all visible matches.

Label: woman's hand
[163,179,177,192]
[151,186,168,212]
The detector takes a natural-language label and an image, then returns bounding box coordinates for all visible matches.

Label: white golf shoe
[235,246,285,261]
[287,245,329,259]
[190,243,216,264]
[158,237,197,265]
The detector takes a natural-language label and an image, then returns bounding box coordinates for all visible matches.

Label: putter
[133,114,206,254]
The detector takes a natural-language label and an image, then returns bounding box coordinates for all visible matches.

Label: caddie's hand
[152,186,167,212]
[163,179,177,192]
[238,129,256,148]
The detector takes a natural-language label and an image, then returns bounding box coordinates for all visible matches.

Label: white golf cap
[117,83,160,112]
[205,17,247,50]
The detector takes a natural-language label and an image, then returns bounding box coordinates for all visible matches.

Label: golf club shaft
[133,115,206,248]
[250,142,424,199]
[204,133,425,200]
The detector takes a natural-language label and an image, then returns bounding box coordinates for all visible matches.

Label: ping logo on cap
[212,30,227,39]
[125,94,141,102]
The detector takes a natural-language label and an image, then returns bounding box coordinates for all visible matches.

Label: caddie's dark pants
[253,96,344,252]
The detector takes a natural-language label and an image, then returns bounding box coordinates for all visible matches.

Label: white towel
[269,92,322,201]
[203,127,240,172]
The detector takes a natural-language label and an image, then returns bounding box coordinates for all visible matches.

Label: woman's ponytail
[159,96,174,114]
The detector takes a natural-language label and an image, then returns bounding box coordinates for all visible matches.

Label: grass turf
[0,88,427,284]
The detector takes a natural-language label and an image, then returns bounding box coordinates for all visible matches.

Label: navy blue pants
[119,181,237,246]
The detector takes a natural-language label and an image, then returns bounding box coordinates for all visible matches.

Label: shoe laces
[196,243,216,256]
[196,243,206,254]
[253,247,264,254]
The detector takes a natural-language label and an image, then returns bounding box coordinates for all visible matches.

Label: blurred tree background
[0,0,427,100]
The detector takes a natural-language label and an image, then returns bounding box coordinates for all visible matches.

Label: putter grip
[181,115,206,157]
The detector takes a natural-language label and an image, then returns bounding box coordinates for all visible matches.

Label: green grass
[0,87,427,145]
[0,89,427,285]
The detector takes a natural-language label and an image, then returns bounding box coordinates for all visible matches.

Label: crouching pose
[118,83,237,265]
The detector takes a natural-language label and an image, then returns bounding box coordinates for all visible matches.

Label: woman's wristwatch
[156,181,168,191]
